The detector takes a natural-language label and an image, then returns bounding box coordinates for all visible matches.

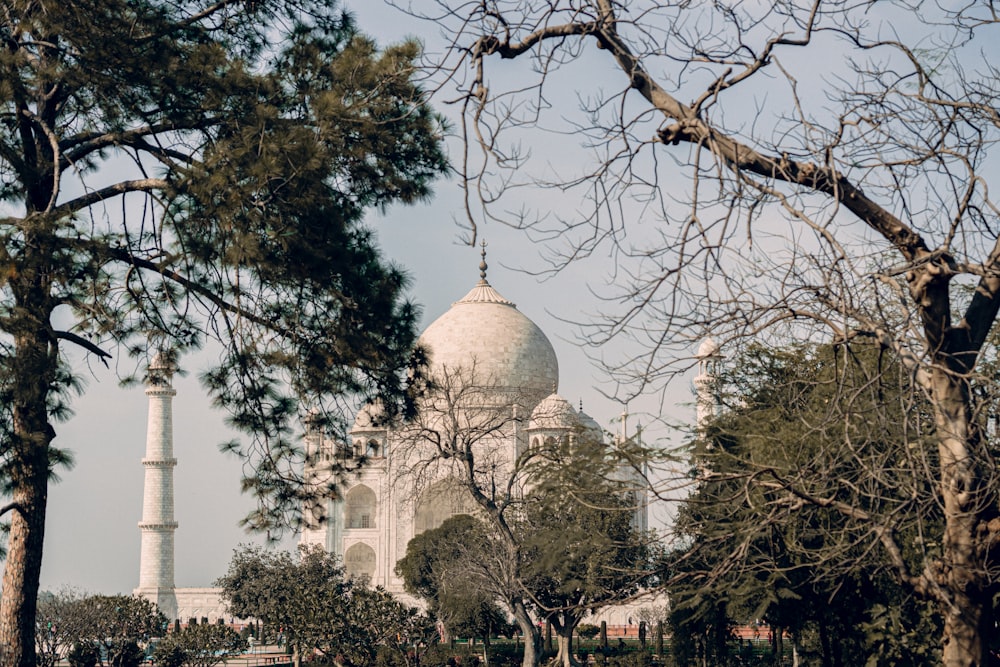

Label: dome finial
[479,240,488,282]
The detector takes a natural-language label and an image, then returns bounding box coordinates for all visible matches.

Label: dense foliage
[35,593,165,667]
[151,623,246,667]
[217,545,432,667]
[522,481,651,667]
[666,343,946,665]
[396,444,651,667]
[395,514,510,644]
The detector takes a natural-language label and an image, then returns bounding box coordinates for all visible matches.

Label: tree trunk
[818,617,831,667]
[0,474,48,667]
[552,621,579,667]
[511,600,541,667]
[0,321,56,667]
[932,367,990,667]
[711,603,727,665]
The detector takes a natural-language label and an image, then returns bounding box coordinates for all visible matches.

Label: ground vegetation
[217,545,431,667]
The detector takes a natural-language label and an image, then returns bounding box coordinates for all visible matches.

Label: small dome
[418,278,558,412]
[351,401,387,432]
[696,337,720,359]
[576,406,604,442]
[527,392,578,431]
[148,349,176,373]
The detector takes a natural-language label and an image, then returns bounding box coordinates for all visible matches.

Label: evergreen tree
[0,1,446,664]
[394,514,493,643]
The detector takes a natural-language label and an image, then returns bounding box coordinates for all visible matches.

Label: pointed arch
[344,542,376,582]
[345,484,377,529]
[413,478,478,535]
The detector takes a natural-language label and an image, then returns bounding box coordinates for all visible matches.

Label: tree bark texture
[512,601,542,667]
[553,627,579,667]
[0,293,56,667]
[932,366,989,667]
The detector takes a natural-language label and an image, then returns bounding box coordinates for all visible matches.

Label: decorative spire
[479,240,488,283]
[454,239,515,306]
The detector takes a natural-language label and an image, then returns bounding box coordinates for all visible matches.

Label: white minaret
[135,350,178,620]
[694,337,722,431]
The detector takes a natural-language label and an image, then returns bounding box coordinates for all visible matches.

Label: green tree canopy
[395,514,505,643]
[667,342,944,665]
[521,459,652,667]
[394,361,657,667]
[396,445,651,667]
[151,623,247,667]
[77,595,166,667]
[37,592,167,667]
[0,0,446,663]
[217,545,428,667]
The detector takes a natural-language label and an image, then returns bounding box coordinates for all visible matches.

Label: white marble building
[135,254,648,621]
[300,252,647,592]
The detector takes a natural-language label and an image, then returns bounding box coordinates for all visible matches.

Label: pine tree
[0,1,447,664]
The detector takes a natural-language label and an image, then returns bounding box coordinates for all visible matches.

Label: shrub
[67,643,99,667]
[153,644,186,667]
[109,640,145,667]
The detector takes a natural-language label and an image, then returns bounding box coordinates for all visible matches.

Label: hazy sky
[37,1,696,595]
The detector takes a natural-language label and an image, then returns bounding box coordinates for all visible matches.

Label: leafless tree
[389,1,1000,664]
[393,363,652,667]
[35,588,91,667]
[391,363,544,667]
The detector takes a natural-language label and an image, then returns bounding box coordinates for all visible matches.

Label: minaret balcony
[141,458,178,467]
[138,521,179,529]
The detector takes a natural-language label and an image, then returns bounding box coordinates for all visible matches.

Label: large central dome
[418,276,559,409]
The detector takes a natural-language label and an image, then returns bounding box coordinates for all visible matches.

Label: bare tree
[35,589,91,667]
[391,1,1000,664]
[393,363,652,667]
[391,364,545,667]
